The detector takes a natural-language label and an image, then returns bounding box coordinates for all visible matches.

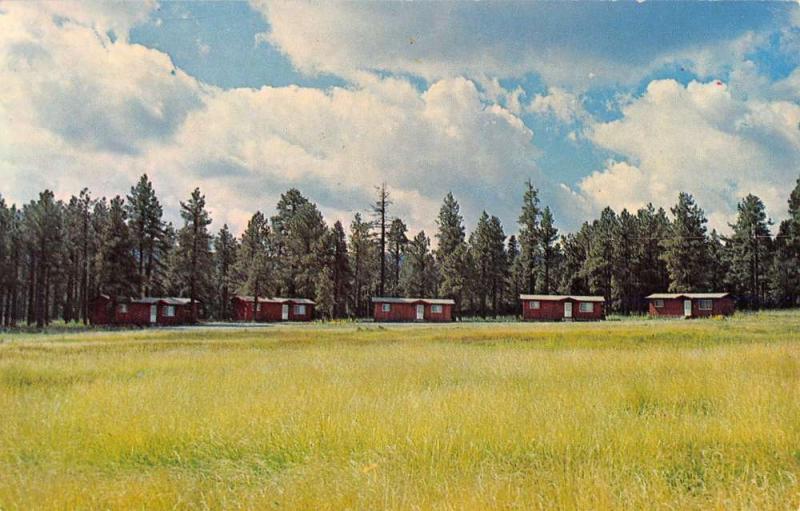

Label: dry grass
[1,312,799,509]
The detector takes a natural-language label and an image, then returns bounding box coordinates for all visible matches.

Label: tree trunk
[190,220,198,323]
[252,278,259,323]
[81,213,89,325]
[26,249,35,326]
[35,247,45,328]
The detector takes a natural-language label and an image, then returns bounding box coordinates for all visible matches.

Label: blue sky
[1,1,799,236]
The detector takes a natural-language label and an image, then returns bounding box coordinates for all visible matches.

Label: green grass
[1,311,799,509]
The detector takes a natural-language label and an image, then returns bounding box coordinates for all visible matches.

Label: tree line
[1,174,799,326]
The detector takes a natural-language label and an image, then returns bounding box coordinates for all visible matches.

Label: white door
[564,302,573,318]
[150,304,157,324]
[684,299,692,317]
[281,304,289,320]
[416,304,424,320]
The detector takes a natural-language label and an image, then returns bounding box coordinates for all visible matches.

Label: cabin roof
[519,294,605,303]
[234,295,315,305]
[371,297,456,305]
[133,297,195,305]
[96,294,198,305]
[646,293,730,300]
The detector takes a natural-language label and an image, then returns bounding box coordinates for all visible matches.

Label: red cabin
[372,297,454,322]
[646,293,734,318]
[89,295,202,326]
[231,296,315,322]
[520,295,605,321]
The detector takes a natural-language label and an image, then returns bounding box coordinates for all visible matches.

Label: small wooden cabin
[520,295,605,321]
[372,297,455,322]
[646,293,734,318]
[90,295,201,326]
[231,296,315,322]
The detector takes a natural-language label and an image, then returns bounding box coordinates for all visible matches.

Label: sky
[2,1,800,238]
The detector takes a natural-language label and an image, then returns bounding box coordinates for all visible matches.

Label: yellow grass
[1,312,799,510]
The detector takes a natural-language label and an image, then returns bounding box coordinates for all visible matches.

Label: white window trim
[654,299,664,308]
[382,303,391,312]
[118,303,128,314]
[579,302,594,313]
[256,303,262,312]
[530,300,541,310]
[431,304,443,314]
[164,305,176,317]
[294,304,306,315]
[698,299,713,311]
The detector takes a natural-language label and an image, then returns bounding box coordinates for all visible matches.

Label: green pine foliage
[661,193,710,293]
[2,174,800,326]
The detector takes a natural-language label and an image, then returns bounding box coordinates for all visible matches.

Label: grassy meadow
[1,313,799,510]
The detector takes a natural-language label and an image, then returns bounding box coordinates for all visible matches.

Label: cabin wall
[156,304,198,325]
[288,304,314,321]
[522,299,604,321]
[231,299,314,322]
[373,303,453,322]
[649,299,686,317]
[648,298,735,317]
[89,299,197,326]
[521,300,564,320]
[373,303,418,322]
[89,297,111,325]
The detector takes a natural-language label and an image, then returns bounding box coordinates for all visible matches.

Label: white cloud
[0,2,550,236]
[0,3,204,156]
[579,79,800,230]
[251,1,792,88]
[528,87,586,124]
[147,76,543,235]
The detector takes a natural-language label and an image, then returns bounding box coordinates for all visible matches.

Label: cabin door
[281,304,289,320]
[149,305,158,324]
[683,300,692,317]
[416,304,424,320]
[564,302,573,319]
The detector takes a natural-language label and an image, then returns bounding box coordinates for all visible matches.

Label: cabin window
[294,304,306,315]
[256,303,262,312]
[382,303,391,312]
[164,305,176,317]
[698,299,713,311]
[117,303,128,314]
[431,304,443,314]
[529,300,541,310]
[654,299,664,308]
[579,302,594,313]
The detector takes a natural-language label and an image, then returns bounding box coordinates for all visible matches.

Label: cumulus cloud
[0,2,550,236]
[1,3,204,156]
[579,79,800,230]
[3,1,799,241]
[252,1,790,87]
[528,87,586,124]
[148,76,544,235]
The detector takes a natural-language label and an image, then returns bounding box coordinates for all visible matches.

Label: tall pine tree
[727,194,772,308]
[213,224,238,320]
[518,180,541,293]
[236,212,272,319]
[96,196,138,321]
[176,188,212,322]
[126,174,164,297]
[661,193,710,292]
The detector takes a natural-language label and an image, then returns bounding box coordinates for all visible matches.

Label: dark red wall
[372,302,453,322]
[521,299,604,321]
[648,297,735,317]
[231,299,314,322]
[89,297,199,326]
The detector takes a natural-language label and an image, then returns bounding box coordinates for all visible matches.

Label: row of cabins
[90,295,315,326]
[373,293,735,322]
[90,292,735,326]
